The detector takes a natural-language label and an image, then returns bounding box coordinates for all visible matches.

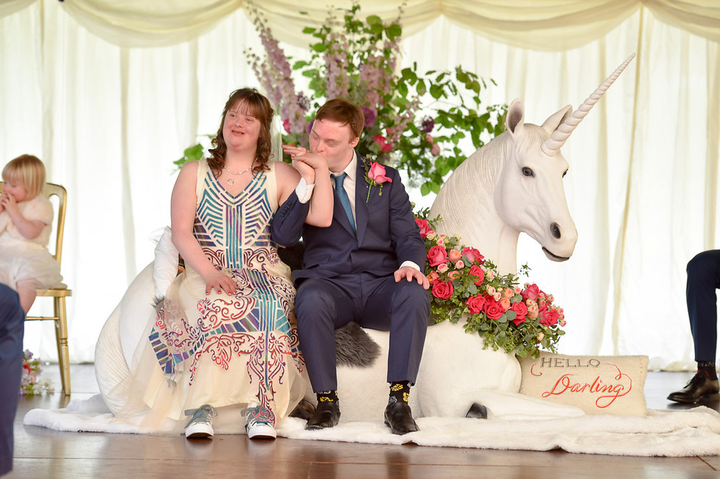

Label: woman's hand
[282,144,329,185]
[201,269,237,295]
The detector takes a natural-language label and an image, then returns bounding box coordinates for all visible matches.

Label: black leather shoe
[384,402,419,435]
[306,400,340,430]
[667,372,719,404]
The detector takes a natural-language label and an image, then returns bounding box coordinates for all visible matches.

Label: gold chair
[1,181,73,395]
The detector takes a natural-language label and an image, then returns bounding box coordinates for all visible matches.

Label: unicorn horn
[541,53,636,156]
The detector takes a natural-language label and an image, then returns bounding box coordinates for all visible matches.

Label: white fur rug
[23,395,720,457]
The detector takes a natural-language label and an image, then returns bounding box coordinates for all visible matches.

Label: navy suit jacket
[271,154,426,284]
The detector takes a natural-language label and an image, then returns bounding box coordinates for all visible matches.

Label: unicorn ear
[506,99,525,138]
[541,105,573,135]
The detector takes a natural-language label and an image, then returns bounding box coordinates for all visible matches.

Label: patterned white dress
[120,159,307,429]
[0,195,62,290]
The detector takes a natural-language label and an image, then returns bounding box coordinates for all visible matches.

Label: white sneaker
[243,405,277,440]
[184,404,217,439]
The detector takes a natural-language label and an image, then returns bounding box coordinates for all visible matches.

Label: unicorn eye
[522,167,535,178]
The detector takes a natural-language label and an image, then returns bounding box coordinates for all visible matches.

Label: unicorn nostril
[551,222,561,239]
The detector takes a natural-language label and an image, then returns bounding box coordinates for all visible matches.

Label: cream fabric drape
[1,0,719,371]
[3,1,717,48]
[0,0,35,17]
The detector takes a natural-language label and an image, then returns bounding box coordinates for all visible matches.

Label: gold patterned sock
[388,381,411,405]
[316,390,338,403]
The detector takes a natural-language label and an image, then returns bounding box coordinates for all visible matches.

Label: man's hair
[315,98,364,140]
[2,154,46,198]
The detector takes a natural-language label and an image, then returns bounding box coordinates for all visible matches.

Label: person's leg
[0,284,25,475]
[668,250,720,403]
[361,274,429,434]
[686,250,720,369]
[295,277,358,392]
[294,276,359,429]
[360,275,430,385]
[15,280,36,314]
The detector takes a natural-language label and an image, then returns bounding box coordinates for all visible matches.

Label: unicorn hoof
[466,402,488,419]
[289,399,315,420]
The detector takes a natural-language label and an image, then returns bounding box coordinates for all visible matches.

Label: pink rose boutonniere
[364,161,393,202]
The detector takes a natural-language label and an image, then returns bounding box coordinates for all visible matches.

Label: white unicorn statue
[95,54,635,424]
[330,53,636,422]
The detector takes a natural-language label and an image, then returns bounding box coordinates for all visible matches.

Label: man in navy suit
[0,284,25,476]
[272,99,430,435]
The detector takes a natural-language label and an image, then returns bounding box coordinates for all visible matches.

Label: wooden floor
[6,365,720,478]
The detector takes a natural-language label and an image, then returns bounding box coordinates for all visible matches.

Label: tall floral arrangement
[177,2,506,196]
[416,213,566,359]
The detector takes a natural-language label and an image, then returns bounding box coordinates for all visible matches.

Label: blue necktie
[335,173,356,233]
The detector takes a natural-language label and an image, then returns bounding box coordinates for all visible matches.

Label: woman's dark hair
[207,88,274,176]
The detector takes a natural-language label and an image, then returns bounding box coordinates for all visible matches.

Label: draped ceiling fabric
[13,0,719,48]
[1,0,719,370]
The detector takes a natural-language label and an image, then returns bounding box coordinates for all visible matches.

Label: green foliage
[177,3,507,193]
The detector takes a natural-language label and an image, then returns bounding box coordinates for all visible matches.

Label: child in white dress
[0,155,62,312]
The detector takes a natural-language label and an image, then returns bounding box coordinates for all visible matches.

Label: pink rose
[431,280,453,300]
[521,283,541,301]
[373,136,392,153]
[469,265,484,285]
[538,299,548,312]
[499,298,511,310]
[427,245,447,267]
[466,295,486,314]
[461,247,483,264]
[448,249,462,263]
[415,218,432,238]
[511,302,528,325]
[454,260,464,269]
[283,118,291,133]
[368,161,393,183]
[425,134,434,144]
[539,309,560,326]
[484,298,505,320]
[448,271,460,281]
[437,263,449,273]
[426,271,439,284]
[431,143,441,156]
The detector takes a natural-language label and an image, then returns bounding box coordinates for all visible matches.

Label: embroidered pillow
[519,352,649,416]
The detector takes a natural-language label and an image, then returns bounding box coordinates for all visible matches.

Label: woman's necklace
[224,160,254,185]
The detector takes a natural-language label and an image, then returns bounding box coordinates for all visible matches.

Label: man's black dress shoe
[384,402,419,435]
[667,372,719,404]
[306,400,340,430]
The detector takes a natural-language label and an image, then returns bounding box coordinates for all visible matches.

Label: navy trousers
[686,250,720,362]
[0,285,24,476]
[295,273,430,393]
